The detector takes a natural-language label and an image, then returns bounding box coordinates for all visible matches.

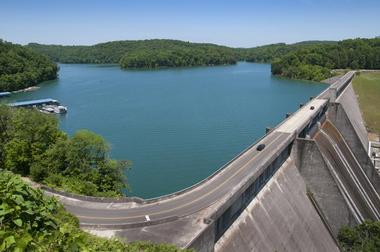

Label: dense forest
[270,38,380,81]
[0,105,128,197]
[28,39,239,68]
[0,172,188,251]
[23,37,380,82]
[0,40,57,92]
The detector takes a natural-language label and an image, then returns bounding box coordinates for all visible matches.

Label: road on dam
[57,72,357,228]
[63,131,291,226]
[59,97,330,227]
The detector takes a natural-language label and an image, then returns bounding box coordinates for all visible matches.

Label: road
[63,131,292,226]
[60,98,330,227]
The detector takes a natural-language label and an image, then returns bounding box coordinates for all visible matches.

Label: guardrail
[329,71,355,99]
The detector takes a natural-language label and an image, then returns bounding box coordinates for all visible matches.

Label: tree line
[0,40,57,92]
[241,40,337,63]
[27,39,239,68]
[0,105,128,197]
[2,37,380,92]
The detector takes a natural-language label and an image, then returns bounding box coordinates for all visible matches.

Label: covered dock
[9,98,59,108]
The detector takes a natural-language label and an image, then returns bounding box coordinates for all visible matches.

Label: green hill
[27,39,239,68]
[25,37,380,82]
[0,40,58,92]
[241,41,337,63]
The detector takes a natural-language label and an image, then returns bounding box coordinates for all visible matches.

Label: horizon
[1,0,379,47]
[3,37,379,49]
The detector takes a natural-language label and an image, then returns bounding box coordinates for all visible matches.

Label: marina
[9,98,68,114]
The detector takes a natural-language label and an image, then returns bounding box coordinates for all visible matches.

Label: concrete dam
[46,71,380,251]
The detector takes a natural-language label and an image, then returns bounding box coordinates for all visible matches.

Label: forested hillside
[271,38,380,81]
[26,38,380,82]
[0,105,128,197]
[28,39,239,68]
[0,40,57,92]
[241,41,337,63]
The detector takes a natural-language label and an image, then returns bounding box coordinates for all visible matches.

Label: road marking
[145,215,150,221]
[76,133,286,221]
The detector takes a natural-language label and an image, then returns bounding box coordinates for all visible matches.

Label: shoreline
[11,86,40,94]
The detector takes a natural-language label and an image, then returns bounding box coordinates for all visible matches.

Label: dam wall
[201,73,380,251]
[328,84,380,194]
[293,138,357,236]
[335,83,368,151]
[215,157,339,252]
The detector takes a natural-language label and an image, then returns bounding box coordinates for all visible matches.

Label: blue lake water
[5,62,326,198]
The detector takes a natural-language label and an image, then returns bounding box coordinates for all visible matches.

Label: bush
[338,220,380,251]
[0,171,189,251]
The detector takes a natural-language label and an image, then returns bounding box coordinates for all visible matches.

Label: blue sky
[0,0,379,47]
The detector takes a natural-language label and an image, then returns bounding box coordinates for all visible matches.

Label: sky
[0,0,379,48]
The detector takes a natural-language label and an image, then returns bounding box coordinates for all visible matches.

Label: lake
[5,62,326,198]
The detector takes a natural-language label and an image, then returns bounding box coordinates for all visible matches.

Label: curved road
[60,98,330,227]
[63,131,291,226]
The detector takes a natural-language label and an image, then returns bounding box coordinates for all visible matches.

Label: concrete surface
[293,138,357,236]
[336,83,368,151]
[315,125,377,221]
[215,158,339,252]
[276,99,327,134]
[328,87,380,194]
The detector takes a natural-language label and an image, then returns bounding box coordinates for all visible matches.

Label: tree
[1,107,127,197]
[3,108,62,175]
[0,106,12,168]
[338,220,380,251]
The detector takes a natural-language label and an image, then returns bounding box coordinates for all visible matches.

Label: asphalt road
[63,131,292,226]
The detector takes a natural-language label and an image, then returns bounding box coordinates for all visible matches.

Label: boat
[40,105,68,114]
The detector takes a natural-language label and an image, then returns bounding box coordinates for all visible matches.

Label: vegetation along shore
[1,37,379,93]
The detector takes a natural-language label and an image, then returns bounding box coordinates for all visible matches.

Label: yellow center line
[77,133,285,221]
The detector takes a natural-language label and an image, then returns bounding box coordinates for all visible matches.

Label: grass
[352,71,380,133]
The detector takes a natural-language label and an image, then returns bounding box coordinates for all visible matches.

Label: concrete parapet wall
[187,220,216,252]
[215,158,338,252]
[293,138,357,235]
[210,135,294,242]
